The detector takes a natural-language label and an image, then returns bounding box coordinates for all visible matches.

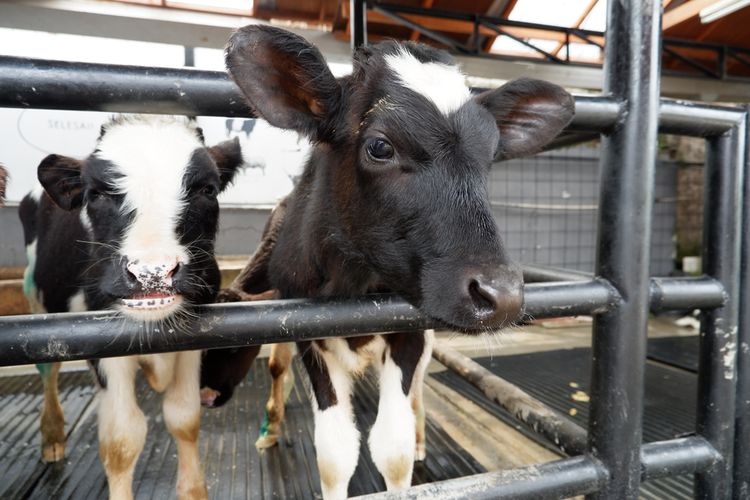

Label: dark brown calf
[202,25,574,499]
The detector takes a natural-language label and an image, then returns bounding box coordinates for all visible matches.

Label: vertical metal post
[472,14,481,54]
[732,107,750,500]
[733,109,750,500]
[350,0,367,51]
[587,1,661,499]
[697,125,744,499]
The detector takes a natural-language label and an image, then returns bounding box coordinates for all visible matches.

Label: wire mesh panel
[490,140,679,276]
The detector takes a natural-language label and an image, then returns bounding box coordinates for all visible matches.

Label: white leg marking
[139,353,176,393]
[411,330,434,462]
[368,345,420,490]
[98,357,146,500]
[314,349,360,500]
[163,350,206,500]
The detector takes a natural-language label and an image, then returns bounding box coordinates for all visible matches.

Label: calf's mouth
[121,290,181,311]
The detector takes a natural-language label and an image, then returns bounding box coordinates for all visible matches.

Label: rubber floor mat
[647,335,699,372]
[0,359,483,499]
[432,347,697,499]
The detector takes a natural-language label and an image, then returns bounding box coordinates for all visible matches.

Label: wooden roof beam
[550,0,599,57]
[409,0,435,41]
[663,0,721,30]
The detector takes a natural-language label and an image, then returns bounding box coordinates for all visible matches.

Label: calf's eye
[366,138,394,161]
[201,185,218,198]
[88,189,107,202]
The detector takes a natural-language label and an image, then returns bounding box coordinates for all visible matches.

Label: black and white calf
[19,116,242,499]
[0,164,6,205]
[202,26,574,499]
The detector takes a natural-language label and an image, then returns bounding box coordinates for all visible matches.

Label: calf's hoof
[255,433,279,450]
[177,482,208,500]
[200,387,220,408]
[42,441,65,463]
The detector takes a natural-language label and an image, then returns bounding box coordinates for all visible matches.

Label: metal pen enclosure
[0,0,748,497]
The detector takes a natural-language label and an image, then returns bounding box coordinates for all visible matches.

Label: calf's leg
[37,362,65,462]
[25,282,65,462]
[368,332,426,490]
[256,342,294,449]
[300,341,359,500]
[98,357,146,500]
[164,350,207,500]
[410,329,434,462]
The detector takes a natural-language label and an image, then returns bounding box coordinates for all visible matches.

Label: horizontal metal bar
[522,264,592,283]
[544,131,601,151]
[570,97,744,137]
[356,437,719,499]
[0,56,743,138]
[0,55,253,117]
[523,280,617,318]
[640,437,721,481]
[567,96,621,133]
[649,276,726,312]
[0,275,725,366]
[659,99,746,136]
[432,342,588,456]
[0,282,617,366]
[523,267,725,311]
[355,455,606,500]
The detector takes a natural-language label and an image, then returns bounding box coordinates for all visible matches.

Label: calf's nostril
[123,260,139,286]
[468,279,496,313]
[167,262,180,279]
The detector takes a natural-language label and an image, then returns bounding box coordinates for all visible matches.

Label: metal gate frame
[0,1,748,498]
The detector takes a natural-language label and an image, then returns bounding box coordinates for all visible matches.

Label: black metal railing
[0,0,748,497]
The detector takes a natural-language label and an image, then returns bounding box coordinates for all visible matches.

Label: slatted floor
[0,335,701,499]
[0,360,484,499]
[432,340,699,500]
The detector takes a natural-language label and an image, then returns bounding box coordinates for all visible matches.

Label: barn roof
[115,0,750,79]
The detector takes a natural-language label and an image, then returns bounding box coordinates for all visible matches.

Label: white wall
[0,28,360,206]
[1,108,310,207]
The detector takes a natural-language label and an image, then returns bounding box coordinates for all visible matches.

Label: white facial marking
[95,116,200,268]
[385,48,471,116]
[79,206,93,234]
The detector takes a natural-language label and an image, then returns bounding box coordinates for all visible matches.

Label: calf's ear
[225,25,340,141]
[208,137,244,191]
[37,154,84,211]
[477,78,574,160]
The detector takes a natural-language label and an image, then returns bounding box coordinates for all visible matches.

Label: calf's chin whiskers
[118,302,199,351]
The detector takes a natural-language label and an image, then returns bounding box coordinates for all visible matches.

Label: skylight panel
[166,0,253,11]
[508,0,593,27]
[579,0,607,31]
[490,36,560,57]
